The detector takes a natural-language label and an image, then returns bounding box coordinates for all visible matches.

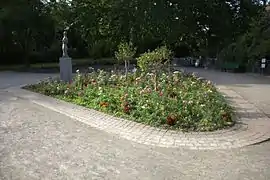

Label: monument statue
[59,29,72,83]
[62,31,69,57]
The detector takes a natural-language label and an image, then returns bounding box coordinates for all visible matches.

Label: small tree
[137,46,173,90]
[115,42,137,79]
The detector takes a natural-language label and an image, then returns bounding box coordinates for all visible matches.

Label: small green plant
[115,42,137,79]
[137,46,173,90]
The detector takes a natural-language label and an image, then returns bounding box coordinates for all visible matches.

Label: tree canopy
[0,0,269,66]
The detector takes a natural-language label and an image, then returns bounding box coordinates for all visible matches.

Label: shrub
[89,40,116,59]
[137,46,173,90]
[137,46,173,72]
[115,42,137,79]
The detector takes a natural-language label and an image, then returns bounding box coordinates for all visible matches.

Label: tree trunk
[125,60,128,80]
[124,60,130,93]
[24,53,30,68]
[154,66,158,91]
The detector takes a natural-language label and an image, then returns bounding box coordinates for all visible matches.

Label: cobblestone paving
[2,71,270,179]
[6,79,270,150]
[1,90,270,180]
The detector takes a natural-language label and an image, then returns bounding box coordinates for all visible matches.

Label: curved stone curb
[6,86,270,150]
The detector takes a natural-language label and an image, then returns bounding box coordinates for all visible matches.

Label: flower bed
[24,69,235,132]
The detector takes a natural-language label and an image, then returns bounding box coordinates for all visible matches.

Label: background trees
[1,0,269,68]
[218,4,270,71]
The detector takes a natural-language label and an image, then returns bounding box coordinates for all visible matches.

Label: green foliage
[115,42,137,63]
[71,0,264,58]
[218,11,270,69]
[137,46,173,72]
[137,46,173,90]
[218,43,236,63]
[25,70,234,132]
[89,40,116,59]
[0,0,57,65]
[1,0,267,65]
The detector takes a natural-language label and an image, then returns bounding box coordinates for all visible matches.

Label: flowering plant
[25,68,234,132]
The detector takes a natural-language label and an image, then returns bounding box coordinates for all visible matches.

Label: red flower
[221,112,230,121]
[166,114,177,126]
[122,101,131,114]
[83,83,88,87]
[92,79,97,85]
[100,101,109,108]
[159,91,163,96]
[124,106,130,113]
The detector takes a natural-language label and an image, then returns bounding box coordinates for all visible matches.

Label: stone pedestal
[59,57,72,83]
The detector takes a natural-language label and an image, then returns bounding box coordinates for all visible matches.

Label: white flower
[132,67,137,73]
[173,71,180,74]
[76,69,80,73]
[120,75,125,79]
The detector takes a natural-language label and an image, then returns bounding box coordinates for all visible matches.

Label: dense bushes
[218,11,270,71]
[89,40,117,59]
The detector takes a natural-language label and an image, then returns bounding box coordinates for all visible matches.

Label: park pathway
[1,70,270,180]
[181,67,270,117]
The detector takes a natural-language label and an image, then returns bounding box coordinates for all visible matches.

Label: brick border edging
[5,86,270,150]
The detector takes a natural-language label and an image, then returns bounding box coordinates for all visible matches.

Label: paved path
[181,68,270,117]
[1,70,270,179]
[7,84,270,150]
[0,72,56,89]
